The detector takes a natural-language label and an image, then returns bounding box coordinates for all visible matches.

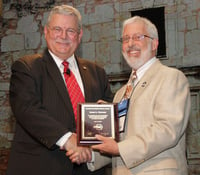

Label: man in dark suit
[7,5,113,175]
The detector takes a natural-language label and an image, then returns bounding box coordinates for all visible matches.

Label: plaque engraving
[77,103,118,145]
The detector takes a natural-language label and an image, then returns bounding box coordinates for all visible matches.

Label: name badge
[118,99,129,133]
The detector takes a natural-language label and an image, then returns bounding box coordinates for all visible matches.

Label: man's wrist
[56,132,73,147]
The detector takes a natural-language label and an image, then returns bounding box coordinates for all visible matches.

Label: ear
[44,25,48,38]
[152,38,159,51]
[78,29,83,43]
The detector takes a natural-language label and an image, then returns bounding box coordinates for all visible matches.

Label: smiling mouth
[129,50,139,54]
[127,50,140,56]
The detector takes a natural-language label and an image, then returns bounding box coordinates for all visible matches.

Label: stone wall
[0,0,200,174]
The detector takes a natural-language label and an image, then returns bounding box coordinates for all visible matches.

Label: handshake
[62,133,92,165]
[62,132,119,165]
[63,100,120,164]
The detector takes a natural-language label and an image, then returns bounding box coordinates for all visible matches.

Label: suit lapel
[43,51,74,115]
[75,57,91,101]
[114,85,127,103]
[131,60,162,101]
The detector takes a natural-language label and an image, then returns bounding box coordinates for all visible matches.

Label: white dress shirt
[48,50,85,147]
[133,56,157,86]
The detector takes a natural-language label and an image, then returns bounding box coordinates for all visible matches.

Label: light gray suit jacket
[88,60,191,175]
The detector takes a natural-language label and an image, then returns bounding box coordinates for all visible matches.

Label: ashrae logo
[93,124,103,130]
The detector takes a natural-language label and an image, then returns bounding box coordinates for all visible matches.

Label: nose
[127,37,135,47]
[60,30,68,39]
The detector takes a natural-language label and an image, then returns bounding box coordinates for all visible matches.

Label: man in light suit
[88,16,191,175]
[7,5,113,175]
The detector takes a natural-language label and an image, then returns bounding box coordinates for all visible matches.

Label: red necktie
[62,61,85,124]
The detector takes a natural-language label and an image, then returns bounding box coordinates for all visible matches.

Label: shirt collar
[135,57,157,81]
[48,50,76,69]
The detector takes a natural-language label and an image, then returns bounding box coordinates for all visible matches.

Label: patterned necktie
[124,71,137,99]
[62,61,85,124]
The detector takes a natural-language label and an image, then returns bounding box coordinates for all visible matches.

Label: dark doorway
[131,7,166,58]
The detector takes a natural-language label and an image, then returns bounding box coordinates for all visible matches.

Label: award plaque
[77,103,118,145]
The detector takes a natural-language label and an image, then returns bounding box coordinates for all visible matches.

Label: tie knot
[62,61,69,68]
[130,71,137,82]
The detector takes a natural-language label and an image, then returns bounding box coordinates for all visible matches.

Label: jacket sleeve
[118,69,191,168]
[9,57,69,149]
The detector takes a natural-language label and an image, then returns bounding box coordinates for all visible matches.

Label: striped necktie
[124,71,137,99]
[62,61,85,125]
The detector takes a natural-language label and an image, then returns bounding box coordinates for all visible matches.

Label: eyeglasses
[119,34,154,43]
[48,26,79,38]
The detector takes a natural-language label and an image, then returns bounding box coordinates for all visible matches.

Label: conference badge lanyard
[117,79,139,133]
[117,98,130,133]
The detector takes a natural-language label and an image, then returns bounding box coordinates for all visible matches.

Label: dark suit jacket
[7,49,113,175]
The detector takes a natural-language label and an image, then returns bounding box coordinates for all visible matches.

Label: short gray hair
[122,16,158,39]
[46,5,82,32]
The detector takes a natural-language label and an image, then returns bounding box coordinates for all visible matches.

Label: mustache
[55,39,71,44]
[126,46,140,52]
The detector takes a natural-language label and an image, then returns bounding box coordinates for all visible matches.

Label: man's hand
[63,133,92,164]
[66,147,92,164]
[91,134,119,155]
[96,99,107,104]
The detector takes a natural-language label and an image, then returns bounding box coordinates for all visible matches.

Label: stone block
[88,4,114,24]
[80,42,95,60]
[0,83,9,91]
[25,32,41,49]
[42,12,50,27]
[82,26,91,43]
[1,34,24,52]
[16,15,38,33]
[110,40,121,64]
[192,0,200,10]
[96,41,110,63]
[186,16,197,31]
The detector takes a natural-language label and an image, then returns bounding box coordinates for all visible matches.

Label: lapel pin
[141,82,147,87]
